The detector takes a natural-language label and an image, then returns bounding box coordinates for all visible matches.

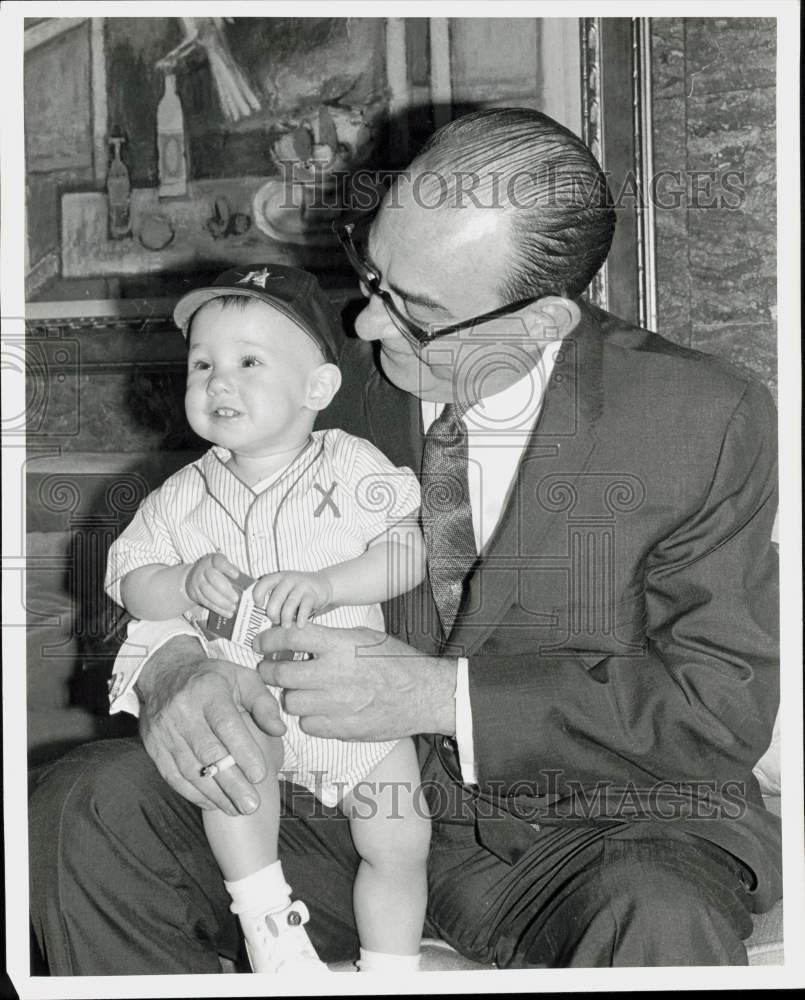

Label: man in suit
[29,108,780,972]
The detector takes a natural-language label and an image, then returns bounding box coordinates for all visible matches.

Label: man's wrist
[427,655,458,736]
[134,633,206,704]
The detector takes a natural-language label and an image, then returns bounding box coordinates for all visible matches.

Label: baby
[105,264,430,974]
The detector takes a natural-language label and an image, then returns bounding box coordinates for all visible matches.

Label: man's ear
[306,363,342,411]
[523,296,581,340]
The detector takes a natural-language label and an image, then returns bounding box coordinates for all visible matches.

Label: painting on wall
[24,15,656,331]
[25,16,404,304]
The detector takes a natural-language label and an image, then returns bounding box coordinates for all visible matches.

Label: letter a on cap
[236,267,282,289]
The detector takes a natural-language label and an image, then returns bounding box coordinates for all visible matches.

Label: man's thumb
[239,670,287,737]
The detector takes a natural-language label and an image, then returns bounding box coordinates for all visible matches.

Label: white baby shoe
[242,900,329,974]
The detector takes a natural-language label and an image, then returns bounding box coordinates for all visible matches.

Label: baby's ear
[306,363,342,411]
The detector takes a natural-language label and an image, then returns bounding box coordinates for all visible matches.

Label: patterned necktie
[420,404,478,635]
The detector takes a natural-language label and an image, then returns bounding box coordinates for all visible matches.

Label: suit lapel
[445,304,605,656]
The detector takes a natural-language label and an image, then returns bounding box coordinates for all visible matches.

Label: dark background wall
[650,17,777,399]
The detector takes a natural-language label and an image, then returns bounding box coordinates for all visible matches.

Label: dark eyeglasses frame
[335,221,540,348]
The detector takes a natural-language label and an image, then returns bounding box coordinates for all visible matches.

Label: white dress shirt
[111,342,564,788]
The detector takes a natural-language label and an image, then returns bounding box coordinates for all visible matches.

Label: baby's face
[185,299,323,455]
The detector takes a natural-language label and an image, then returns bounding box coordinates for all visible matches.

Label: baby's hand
[253,571,334,628]
[184,553,242,618]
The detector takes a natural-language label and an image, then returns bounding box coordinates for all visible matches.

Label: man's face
[185,300,321,455]
[353,176,548,404]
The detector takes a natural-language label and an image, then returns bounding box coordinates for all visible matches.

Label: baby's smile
[210,405,243,419]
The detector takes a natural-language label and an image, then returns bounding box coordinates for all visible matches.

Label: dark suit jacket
[320,301,782,911]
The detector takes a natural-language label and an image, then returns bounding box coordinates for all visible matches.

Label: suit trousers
[29,738,756,974]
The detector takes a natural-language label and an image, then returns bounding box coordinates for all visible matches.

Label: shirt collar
[422,340,565,435]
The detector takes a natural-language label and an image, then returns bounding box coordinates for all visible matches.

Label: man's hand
[253,570,334,628]
[136,636,286,816]
[256,623,457,741]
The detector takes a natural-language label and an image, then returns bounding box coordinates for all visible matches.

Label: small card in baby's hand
[198,571,272,649]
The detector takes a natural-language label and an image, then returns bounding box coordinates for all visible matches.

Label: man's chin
[382,350,464,403]
[379,345,416,381]
[379,345,442,399]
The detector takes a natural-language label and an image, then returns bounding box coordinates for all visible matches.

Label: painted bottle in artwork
[107,136,131,239]
[157,74,187,197]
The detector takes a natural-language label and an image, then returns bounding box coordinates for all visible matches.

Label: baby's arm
[120,553,243,621]
[253,516,426,628]
[328,515,427,603]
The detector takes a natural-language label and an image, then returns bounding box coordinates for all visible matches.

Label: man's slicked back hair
[412,107,616,302]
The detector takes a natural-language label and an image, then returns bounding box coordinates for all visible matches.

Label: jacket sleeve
[467,380,779,793]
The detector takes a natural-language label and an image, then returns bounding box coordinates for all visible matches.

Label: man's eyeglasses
[334,221,540,349]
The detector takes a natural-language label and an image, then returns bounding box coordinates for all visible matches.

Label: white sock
[224,860,291,918]
[357,948,421,972]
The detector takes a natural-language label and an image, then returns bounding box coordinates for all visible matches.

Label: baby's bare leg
[342,738,431,959]
[203,712,284,880]
[202,715,325,971]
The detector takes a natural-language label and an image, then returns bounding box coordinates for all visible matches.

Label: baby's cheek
[184,390,206,429]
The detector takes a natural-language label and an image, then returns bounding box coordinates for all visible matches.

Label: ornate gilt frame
[581,17,658,331]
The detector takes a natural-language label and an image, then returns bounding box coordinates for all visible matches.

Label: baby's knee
[402,809,432,865]
[356,807,432,871]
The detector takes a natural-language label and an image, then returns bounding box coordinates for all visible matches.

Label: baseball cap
[173,264,342,364]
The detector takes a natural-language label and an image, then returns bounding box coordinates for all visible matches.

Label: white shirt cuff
[108,618,207,717]
[454,656,478,786]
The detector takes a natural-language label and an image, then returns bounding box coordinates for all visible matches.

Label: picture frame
[24,16,657,333]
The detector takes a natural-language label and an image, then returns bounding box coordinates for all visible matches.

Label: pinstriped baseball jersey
[105,428,422,806]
